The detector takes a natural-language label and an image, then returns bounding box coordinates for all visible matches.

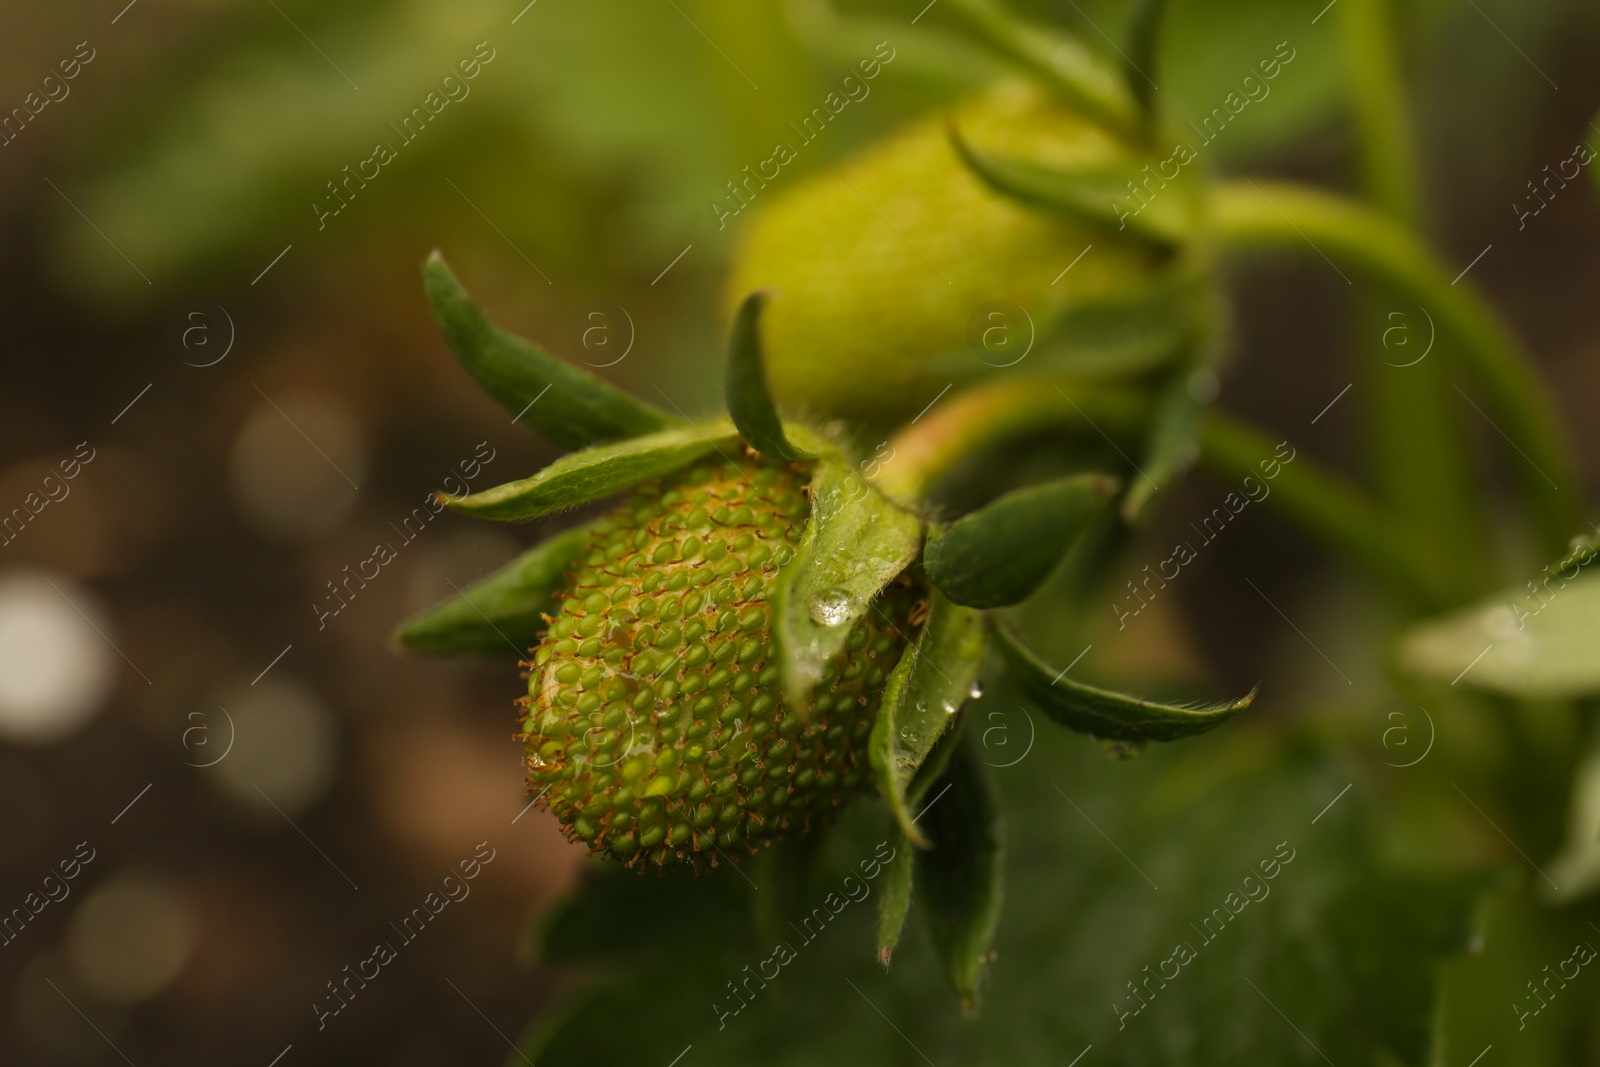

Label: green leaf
[876,826,914,966]
[423,253,678,450]
[393,521,597,656]
[771,459,923,711]
[725,291,812,462]
[948,125,1192,246]
[915,738,1004,1012]
[995,624,1253,742]
[515,723,1489,1067]
[869,592,988,845]
[523,863,753,970]
[446,422,738,521]
[925,475,1117,609]
[1397,534,1600,698]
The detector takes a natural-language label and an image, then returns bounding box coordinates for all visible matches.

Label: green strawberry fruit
[402,254,1242,892]
[725,79,1189,426]
[518,450,926,870]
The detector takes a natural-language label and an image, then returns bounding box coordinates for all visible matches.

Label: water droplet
[1481,603,1522,640]
[809,589,852,627]
[940,700,957,715]
[968,680,984,700]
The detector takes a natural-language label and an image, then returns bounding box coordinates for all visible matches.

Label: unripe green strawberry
[519,450,926,871]
[726,79,1175,425]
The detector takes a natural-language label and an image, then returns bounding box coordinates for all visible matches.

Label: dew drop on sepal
[809,589,852,626]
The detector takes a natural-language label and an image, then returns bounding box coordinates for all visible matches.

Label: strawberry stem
[878,378,1438,604]
[1337,0,1493,604]
[1210,179,1579,561]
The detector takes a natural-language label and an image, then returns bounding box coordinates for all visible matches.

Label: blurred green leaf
[915,737,1004,1011]
[1397,536,1600,699]
[1154,0,1343,167]
[515,721,1488,1066]
[425,253,679,449]
[995,624,1252,742]
[771,458,922,711]
[869,592,988,845]
[724,290,812,461]
[393,519,596,656]
[925,474,1116,608]
[1432,881,1588,1064]
[447,422,737,521]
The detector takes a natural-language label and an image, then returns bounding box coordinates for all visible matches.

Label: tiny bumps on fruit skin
[518,450,927,872]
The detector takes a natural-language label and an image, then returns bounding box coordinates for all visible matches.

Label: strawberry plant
[391,1,1600,1064]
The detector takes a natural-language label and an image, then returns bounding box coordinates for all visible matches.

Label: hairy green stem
[879,378,1435,602]
[1210,180,1579,556]
[875,380,1151,507]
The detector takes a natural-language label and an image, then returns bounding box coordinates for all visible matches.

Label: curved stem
[1210,179,1579,556]
[1336,0,1490,601]
[879,378,1437,603]
[875,380,1151,507]
[1339,0,1422,225]
[1199,414,1436,605]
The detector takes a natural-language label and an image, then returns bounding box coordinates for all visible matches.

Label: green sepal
[1122,0,1171,114]
[446,421,738,521]
[925,474,1117,609]
[876,826,914,966]
[995,624,1253,742]
[423,252,678,449]
[869,592,988,845]
[1122,368,1201,521]
[915,736,1004,1013]
[948,125,1191,246]
[908,701,969,806]
[771,459,923,712]
[936,0,1136,136]
[1397,531,1600,698]
[725,291,812,462]
[908,267,1207,391]
[393,521,597,656]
